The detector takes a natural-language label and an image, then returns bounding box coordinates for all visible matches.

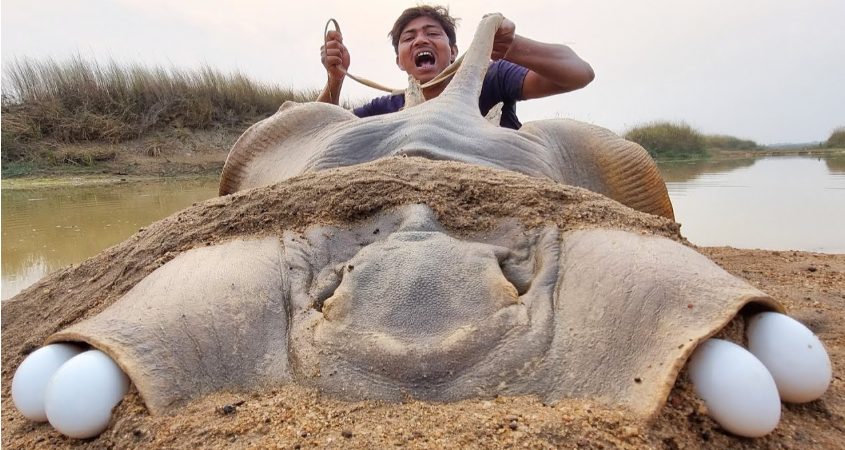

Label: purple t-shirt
[352,60,529,129]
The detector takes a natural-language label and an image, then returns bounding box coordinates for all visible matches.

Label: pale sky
[2,0,843,145]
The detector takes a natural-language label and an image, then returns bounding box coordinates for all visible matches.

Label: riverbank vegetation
[826,128,845,148]
[623,122,766,160]
[2,58,843,178]
[625,122,845,160]
[2,57,318,177]
[624,122,710,159]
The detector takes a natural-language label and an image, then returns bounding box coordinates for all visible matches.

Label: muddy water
[2,178,219,300]
[3,155,844,300]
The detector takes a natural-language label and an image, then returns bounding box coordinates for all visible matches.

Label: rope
[324,18,464,96]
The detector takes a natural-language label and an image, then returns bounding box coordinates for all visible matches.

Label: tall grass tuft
[624,121,707,159]
[1,56,319,148]
[704,134,759,150]
[825,127,845,148]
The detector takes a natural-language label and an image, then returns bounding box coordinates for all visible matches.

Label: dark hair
[389,5,458,54]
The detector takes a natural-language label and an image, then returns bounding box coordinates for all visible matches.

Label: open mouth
[414,51,436,69]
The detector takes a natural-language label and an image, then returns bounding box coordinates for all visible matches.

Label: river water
[659,155,845,253]
[2,155,844,300]
[2,178,219,300]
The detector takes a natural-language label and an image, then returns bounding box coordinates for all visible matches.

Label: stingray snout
[317,230,523,335]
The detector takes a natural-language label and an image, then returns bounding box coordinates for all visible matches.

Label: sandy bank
[2,159,842,449]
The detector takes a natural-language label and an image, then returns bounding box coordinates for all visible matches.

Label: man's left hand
[491,17,516,60]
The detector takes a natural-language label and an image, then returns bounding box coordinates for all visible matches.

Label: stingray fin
[48,238,291,414]
[519,119,675,220]
[544,229,781,418]
[219,101,357,195]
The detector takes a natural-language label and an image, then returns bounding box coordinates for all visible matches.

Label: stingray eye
[497,253,530,296]
[311,263,347,312]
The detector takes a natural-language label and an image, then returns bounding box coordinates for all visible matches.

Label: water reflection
[659,155,845,253]
[2,178,219,300]
[824,156,845,174]
[659,158,756,183]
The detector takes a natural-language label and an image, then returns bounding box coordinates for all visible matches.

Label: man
[318,5,594,129]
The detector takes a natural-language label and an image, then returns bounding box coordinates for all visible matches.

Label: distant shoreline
[657,147,844,163]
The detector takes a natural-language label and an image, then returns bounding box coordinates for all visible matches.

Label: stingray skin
[50,205,780,416]
[40,14,782,420]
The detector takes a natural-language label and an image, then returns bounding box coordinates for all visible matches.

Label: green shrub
[1,57,319,150]
[1,160,38,178]
[704,134,759,150]
[825,127,845,148]
[624,122,706,159]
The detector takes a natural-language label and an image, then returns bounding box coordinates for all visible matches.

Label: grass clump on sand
[825,127,845,149]
[1,56,319,170]
[624,122,707,160]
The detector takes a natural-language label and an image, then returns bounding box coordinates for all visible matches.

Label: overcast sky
[2,0,843,144]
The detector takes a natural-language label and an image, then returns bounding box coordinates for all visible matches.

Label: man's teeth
[416,51,435,67]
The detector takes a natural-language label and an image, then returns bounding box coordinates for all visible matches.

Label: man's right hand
[321,30,351,81]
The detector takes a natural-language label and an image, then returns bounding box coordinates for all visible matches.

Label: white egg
[687,338,781,437]
[747,311,832,403]
[11,343,84,422]
[44,349,130,439]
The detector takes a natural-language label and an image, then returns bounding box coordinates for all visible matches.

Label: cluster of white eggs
[11,344,129,439]
[688,312,832,437]
[11,311,832,440]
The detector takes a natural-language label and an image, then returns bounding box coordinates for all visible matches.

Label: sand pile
[3,158,842,448]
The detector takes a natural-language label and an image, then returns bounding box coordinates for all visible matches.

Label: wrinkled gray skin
[48,14,777,419]
[53,204,777,418]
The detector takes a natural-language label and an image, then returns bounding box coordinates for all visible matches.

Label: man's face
[396,16,457,83]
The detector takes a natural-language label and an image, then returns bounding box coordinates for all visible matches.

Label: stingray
[7,157,780,419]
[4,13,830,441]
[46,195,780,416]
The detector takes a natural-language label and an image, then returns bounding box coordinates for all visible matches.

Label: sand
[2,158,843,449]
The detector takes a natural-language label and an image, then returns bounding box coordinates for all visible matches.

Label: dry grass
[704,134,759,150]
[625,122,768,159]
[624,122,707,159]
[1,56,319,155]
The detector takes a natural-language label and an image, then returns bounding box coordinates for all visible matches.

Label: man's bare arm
[493,18,595,100]
[318,30,350,104]
[317,77,344,104]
